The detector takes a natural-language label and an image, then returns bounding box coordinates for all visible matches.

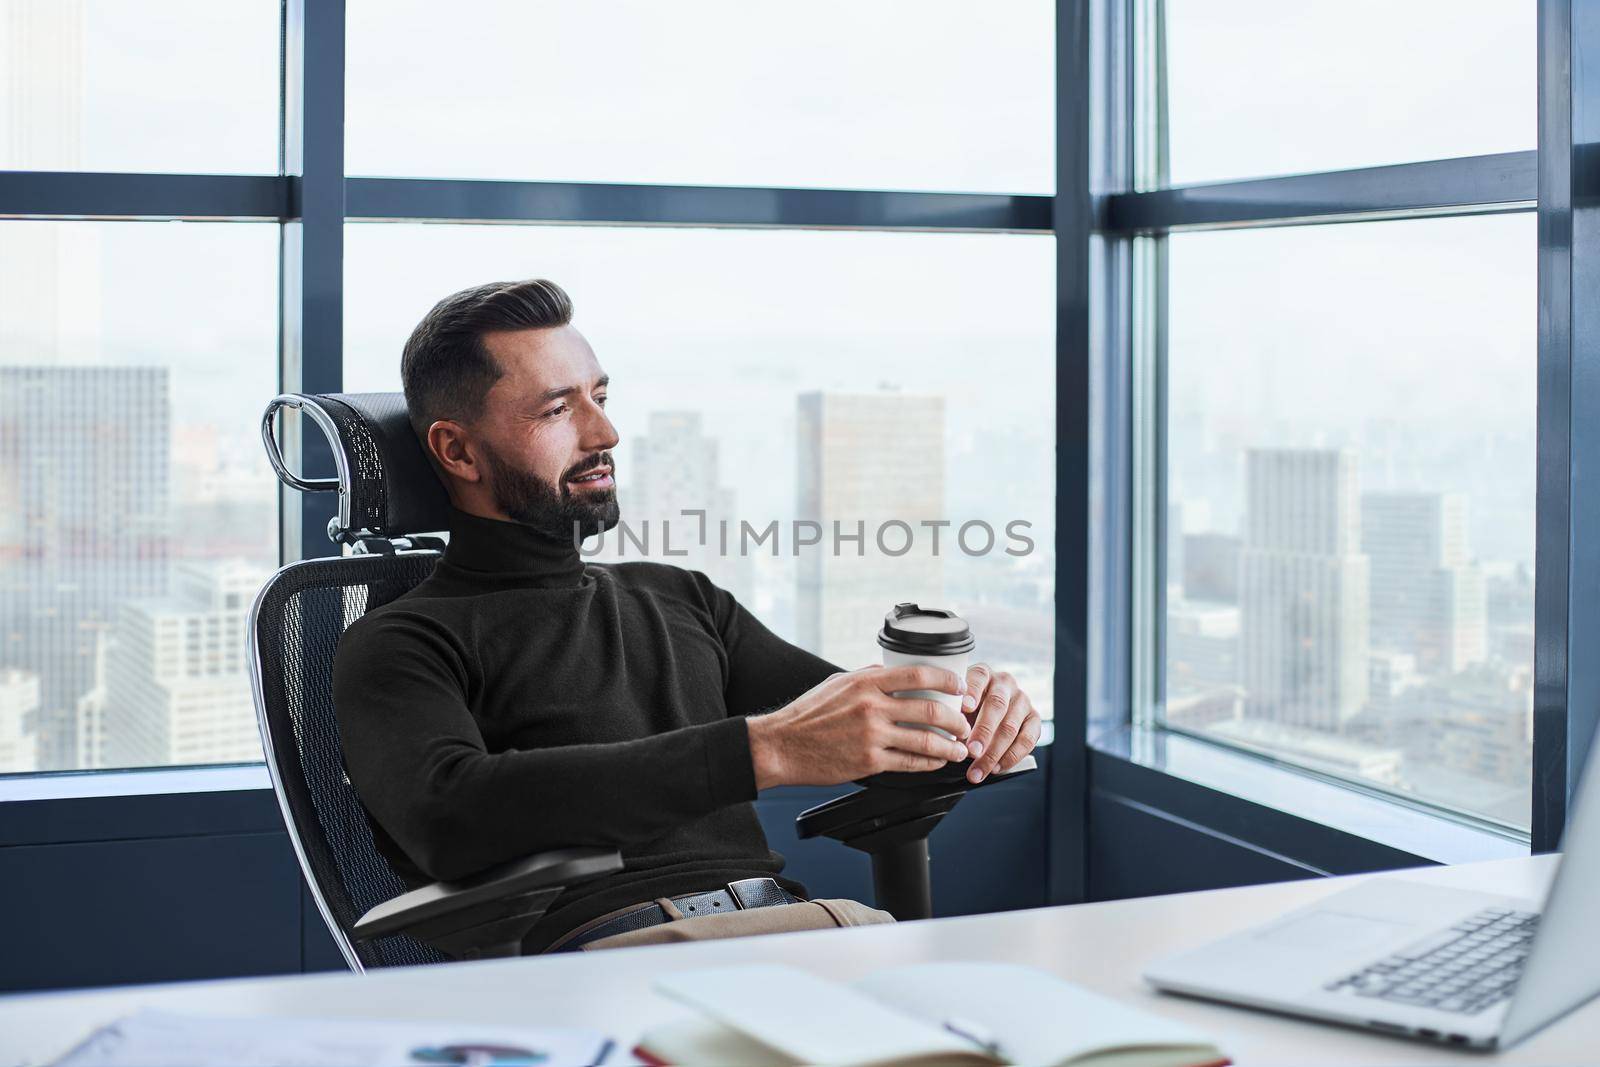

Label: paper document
[50,1009,613,1067]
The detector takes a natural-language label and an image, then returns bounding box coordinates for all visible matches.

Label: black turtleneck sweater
[330,508,840,952]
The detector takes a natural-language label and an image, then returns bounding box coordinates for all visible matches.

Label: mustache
[564,452,614,481]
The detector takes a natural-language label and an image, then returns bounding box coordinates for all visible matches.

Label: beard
[482,444,620,545]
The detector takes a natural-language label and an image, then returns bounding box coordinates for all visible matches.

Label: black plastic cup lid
[876,602,975,656]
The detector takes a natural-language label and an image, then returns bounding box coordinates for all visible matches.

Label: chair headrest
[261,392,453,543]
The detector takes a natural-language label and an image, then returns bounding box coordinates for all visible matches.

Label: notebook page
[655,964,990,1067]
[852,963,1216,1067]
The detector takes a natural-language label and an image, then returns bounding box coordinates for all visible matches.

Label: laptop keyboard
[1323,906,1539,1015]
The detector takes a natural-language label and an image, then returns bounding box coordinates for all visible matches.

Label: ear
[425,420,484,485]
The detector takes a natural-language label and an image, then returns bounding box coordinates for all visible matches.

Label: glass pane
[346,0,1053,194]
[345,224,1056,714]
[1160,0,1535,186]
[1162,214,1535,829]
[0,0,280,174]
[0,221,279,775]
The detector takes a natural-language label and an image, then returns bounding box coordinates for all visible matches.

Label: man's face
[471,325,620,542]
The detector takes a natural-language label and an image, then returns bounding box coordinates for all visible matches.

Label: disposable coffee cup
[878,602,974,740]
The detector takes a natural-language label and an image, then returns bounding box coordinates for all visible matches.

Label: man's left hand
[961,663,1041,784]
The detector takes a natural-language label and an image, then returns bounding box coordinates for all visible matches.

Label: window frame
[0,2,1057,793]
[8,0,1588,899]
[1086,0,1597,857]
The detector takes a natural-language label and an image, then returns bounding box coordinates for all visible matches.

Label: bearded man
[332,279,1042,953]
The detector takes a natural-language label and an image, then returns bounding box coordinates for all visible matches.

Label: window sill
[0,722,1054,807]
[0,763,271,804]
[1088,724,1527,868]
[0,729,1054,806]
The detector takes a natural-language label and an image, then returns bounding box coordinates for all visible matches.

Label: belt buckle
[726,877,783,910]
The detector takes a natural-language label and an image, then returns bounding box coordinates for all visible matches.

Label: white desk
[3,855,1593,1066]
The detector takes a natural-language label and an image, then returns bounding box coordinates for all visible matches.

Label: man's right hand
[745,666,972,790]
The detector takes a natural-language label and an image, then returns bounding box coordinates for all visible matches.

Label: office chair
[249,392,1034,970]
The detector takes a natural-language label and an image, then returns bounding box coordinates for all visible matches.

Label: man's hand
[960,663,1042,784]
[746,666,971,790]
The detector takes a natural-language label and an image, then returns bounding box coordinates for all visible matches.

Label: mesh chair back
[249,550,449,970]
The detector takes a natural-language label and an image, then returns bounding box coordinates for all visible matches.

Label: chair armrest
[853,753,1038,792]
[353,846,622,942]
[797,754,1039,839]
[794,756,1037,921]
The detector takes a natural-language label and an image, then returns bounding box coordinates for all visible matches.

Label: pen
[943,1016,1006,1062]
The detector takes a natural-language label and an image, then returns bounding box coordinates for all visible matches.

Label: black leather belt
[552,877,803,953]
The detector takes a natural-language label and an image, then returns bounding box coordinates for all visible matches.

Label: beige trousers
[557,897,895,952]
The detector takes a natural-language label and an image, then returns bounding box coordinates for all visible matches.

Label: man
[332,279,1042,953]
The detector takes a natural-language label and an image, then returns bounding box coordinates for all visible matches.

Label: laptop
[1142,747,1600,1050]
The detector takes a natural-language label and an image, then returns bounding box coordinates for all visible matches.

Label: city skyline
[0,366,172,768]
[0,368,1059,775]
[0,323,1529,825]
[0,354,1532,832]
[1169,445,1533,829]
[0,364,274,774]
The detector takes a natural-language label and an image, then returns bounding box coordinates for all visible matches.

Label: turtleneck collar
[441,507,588,589]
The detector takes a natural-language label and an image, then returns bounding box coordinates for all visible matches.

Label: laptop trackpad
[1256,910,1413,951]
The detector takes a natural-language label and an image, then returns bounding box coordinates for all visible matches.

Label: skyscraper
[1182,532,1240,603]
[1411,664,1533,796]
[1361,491,1487,674]
[1168,600,1239,697]
[0,366,171,768]
[1,0,103,361]
[796,391,945,669]
[623,410,753,606]
[1,6,118,770]
[1239,448,1370,730]
[0,668,40,773]
[1366,649,1423,720]
[100,560,265,770]
[1167,499,1211,594]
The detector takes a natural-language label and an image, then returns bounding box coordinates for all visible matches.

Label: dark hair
[400,278,574,441]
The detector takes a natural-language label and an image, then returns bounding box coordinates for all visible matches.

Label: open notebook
[635,962,1228,1067]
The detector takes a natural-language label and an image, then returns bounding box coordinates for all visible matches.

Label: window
[345,0,1054,194]
[3,0,283,783]
[1098,0,1542,837]
[0,221,279,776]
[1160,0,1534,186]
[1160,215,1535,829]
[344,223,1056,714]
[1,4,1051,793]
[0,0,280,174]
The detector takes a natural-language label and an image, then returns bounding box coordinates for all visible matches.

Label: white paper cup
[882,647,969,720]
[878,603,975,742]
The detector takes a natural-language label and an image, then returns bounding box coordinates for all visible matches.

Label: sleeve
[331,611,759,883]
[685,570,845,718]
